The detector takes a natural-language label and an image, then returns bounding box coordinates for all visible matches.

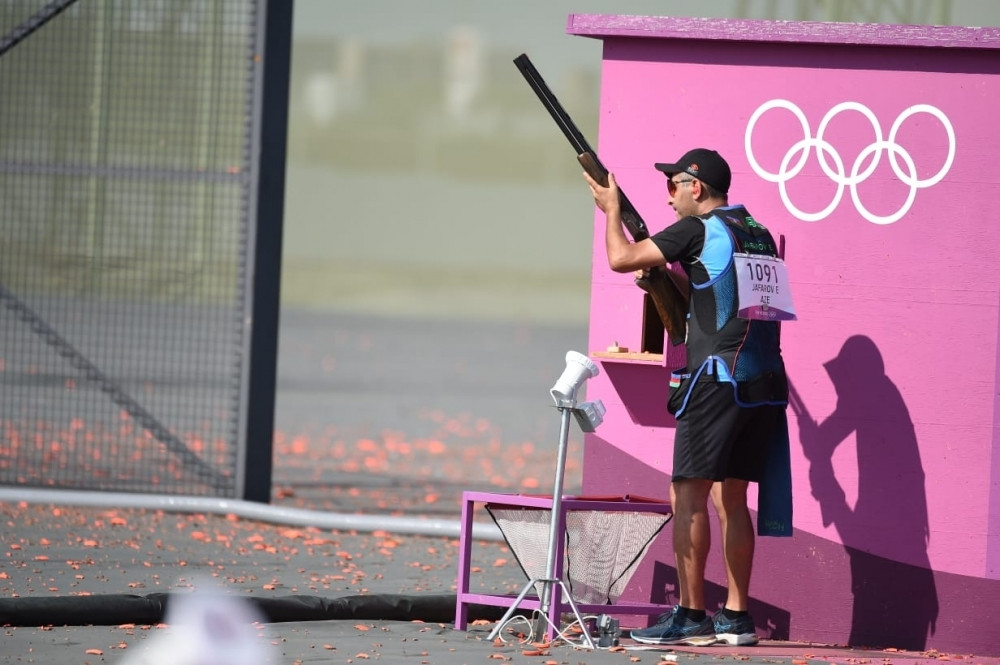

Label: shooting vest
[679,205,788,409]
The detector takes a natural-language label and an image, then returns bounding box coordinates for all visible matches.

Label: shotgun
[513,53,689,346]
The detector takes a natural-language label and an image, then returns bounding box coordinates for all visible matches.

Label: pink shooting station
[568,14,1000,657]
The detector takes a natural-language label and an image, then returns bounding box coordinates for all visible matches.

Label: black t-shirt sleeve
[650,216,705,264]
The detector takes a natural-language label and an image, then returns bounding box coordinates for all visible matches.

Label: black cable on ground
[0,593,508,627]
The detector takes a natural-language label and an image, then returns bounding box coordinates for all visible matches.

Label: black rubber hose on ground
[0,593,508,626]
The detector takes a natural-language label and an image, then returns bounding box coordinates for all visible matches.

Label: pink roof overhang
[566,13,1000,51]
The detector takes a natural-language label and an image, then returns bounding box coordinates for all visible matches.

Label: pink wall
[569,14,1000,655]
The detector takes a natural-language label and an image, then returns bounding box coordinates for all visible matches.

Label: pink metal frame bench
[454,490,673,639]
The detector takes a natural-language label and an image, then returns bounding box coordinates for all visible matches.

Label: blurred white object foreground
[118,582,276,665]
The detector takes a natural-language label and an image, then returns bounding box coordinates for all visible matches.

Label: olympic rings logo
[744,100,956,225]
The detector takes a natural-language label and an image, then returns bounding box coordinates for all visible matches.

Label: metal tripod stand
[486,402,597,648]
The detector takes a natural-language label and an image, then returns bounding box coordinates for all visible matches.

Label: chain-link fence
[0,0,277,497]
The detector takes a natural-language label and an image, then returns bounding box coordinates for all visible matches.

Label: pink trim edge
[566,14,1000,50]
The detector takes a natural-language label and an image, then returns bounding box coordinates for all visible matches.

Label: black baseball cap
[655,148,731,194]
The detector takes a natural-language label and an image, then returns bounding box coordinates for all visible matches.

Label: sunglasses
[668,177,696,195]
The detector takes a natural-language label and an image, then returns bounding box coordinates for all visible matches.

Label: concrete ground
[4,503,989,665]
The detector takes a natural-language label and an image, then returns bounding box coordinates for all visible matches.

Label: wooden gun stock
[635,266,690,346]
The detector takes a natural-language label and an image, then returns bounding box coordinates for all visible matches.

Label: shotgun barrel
[513,53,689,345]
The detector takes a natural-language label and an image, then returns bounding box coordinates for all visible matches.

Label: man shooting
[584,148,790,646]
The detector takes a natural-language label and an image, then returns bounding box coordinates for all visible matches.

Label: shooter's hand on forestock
[583,169,620,217]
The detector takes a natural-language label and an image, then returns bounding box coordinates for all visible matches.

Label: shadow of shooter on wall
[793,335,938,650]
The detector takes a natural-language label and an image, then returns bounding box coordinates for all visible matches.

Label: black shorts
[672,380,783,482]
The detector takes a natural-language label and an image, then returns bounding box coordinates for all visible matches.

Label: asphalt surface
[2,310,996,664]
[6,503,989,665]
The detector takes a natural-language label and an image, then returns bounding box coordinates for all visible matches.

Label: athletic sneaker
[630,606,717,646]
[712,610,759,646]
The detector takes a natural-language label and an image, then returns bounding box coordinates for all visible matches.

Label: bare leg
[711,479,754,611]
[671,478,714,610]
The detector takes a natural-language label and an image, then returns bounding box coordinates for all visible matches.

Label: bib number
[733,253,797,321]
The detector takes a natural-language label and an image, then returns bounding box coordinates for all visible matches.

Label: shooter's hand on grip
[634,268,689,304]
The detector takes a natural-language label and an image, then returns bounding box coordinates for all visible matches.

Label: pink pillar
[570,14,1000,656]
